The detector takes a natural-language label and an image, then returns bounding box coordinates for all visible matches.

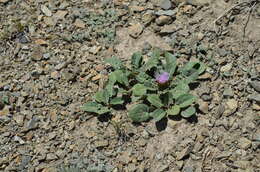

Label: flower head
[155,71,169,84]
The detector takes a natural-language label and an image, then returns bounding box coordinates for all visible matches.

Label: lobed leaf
[94,90,110,104]
[105,56,123,69]
[109,70,129,86]
[142,53,159,71]
[136,72,152,83]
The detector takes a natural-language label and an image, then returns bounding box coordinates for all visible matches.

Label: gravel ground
[0,0,259,172]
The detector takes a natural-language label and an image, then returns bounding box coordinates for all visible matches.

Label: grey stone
[216,151,232,159]
[160,0,172,10]
[41,5,52,16]
[160,24,179,34]
[183,166,194,172]
[129,23,143,38]
[223,87,234,97]
[220,63,232,73]
[43,53,51,60]
[13,135,25,144]
[156,15,172,25]
[248,94,260,103]
[26,116,39,131]
[155,9,177,16]
[13,115,24,126]
[19,155,31,169]
[249,81,260,92]
[176,145,193,160]
[46,153,58,160]
[252,133,260,142]
[237,137,252,149]
[201,94,212,101]
[94,139,109,148]
[186,0,211,6]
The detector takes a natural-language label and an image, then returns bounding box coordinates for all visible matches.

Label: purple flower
[155,71,169,84]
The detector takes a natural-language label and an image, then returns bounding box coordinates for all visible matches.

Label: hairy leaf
[161,92,173,106]
[110,97,124,105]
[147,94,163,108]
[105,81,116,97]
[81,102,110,114]
[181,106,196,118]
[105,56,123,69]
[136,72,152,83]
[94,90,109,104]
[179,61,206,76]
[143,58,158,71]
[164,52,177,77]
[128,104,150,122]
[150,109,166,122]
[167,105,180,116]
[132,84,147,96]
[176,94,197,108]
[170,81,190,99]
[131,52,143,69]
[109,70,129,86]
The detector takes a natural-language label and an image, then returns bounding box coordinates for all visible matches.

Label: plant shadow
[155,118,168,132]
[97,113,113,122]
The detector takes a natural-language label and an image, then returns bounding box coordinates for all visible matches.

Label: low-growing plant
[82,49,206,122]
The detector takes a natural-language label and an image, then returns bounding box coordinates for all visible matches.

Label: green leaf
[164,52,177,77]
[117,88,128,94]
[1,95,9,104]
[142,57,159,72]
[104,56,123,69]
[181,106,196,118]
[105,81,116,97]
[184,71,200,83]
[147,94,163,108]
[161,92,173,106]
[172,90,188,100]
[132,84,147,96]
[97,107,111,114]
[110,97,124,105]
[151,48,162,59]
[167,105,180,116]
[128,104,150,122]
[144,81,158,91]
[108,71,117,83]
[136,72,152,83]
[131,52,143,69]
[131,96,141,102]
[176,94,197,108]
[94,90,110,104]
[110,70,129,86]
[81,102,110,115]
[170,81,190,99]
[150,109,166,122]
[179,61,206,76]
